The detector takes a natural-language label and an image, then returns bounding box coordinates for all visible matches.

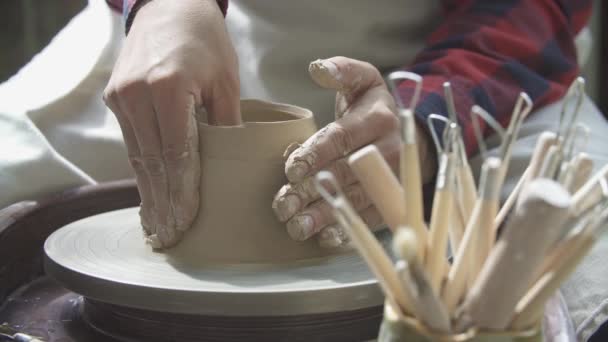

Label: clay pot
[168,99,330,265]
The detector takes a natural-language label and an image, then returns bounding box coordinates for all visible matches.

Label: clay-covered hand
[273,57,436,248]
[103,0,241,248]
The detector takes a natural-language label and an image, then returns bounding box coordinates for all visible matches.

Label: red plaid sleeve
[106,0,228,33]
[395,0,593,156]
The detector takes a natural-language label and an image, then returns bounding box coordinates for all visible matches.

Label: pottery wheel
[44,207,390,316]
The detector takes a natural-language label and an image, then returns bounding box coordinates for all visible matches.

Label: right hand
[103,0,241,248]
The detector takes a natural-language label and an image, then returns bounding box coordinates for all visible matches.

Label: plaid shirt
[106,0,591,156]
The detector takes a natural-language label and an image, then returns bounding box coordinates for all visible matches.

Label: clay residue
[309,59,342,90]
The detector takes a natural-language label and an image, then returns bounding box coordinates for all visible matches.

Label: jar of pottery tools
[378,302,543,342]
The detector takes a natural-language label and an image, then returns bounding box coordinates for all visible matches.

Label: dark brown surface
[0,179,140,305]
[0,276,118,342]
[0,0,87,82]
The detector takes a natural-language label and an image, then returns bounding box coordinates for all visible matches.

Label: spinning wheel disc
[45,207,390,316]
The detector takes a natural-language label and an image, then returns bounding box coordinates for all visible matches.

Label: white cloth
[227,0,440,127]
[1,1,607,340]
[0,1,130,208]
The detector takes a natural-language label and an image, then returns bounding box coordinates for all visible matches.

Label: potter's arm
[103,0,239,248]
[396,0,591,156]
[105,0,228,33]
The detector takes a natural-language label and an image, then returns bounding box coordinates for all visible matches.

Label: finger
[309,57,384,97]
[275,133,401,222]
[273,158,353,222]
[117,86,176,247]
[309,57,387,120]
[285,182,372,241]
[104,89,156,236]
[204,68,242,126]
[149,81,201,232]
[284,91,399,183]
[317,206,384,248]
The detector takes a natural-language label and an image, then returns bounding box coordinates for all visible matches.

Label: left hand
[272,57,436,248]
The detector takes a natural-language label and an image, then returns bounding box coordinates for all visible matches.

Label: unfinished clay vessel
[168,99,329,264]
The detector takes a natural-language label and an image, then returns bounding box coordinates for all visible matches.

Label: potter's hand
[103,0,240,248]
[273,57,435,248]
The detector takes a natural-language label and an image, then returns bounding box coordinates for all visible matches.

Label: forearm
[105,0,228,33]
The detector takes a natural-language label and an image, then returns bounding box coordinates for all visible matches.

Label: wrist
[125,0,227,35]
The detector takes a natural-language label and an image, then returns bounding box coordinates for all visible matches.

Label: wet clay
[167,99,332,264]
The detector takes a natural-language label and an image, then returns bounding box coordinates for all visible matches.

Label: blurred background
[0,0,606,115]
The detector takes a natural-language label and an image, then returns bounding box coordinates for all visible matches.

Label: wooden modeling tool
[569,153,594,193]
[348,145,407,233]
[511,203,608,329]
[532,200,603,289]
[559,153,592,192]
[442,157,502,314]
[461,178,572,330]
[387,71,428,245]
[572,164,608,216]
[495,131,558,229]
[394,227,451,333]
[449,192,466,254]
[314,171,414,315]
[425,119,458,292]
[537,144,562,179]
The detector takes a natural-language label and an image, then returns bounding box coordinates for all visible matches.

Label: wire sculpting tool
[387,71,428,246]
[425,116,459,292]
[445,84,478,228]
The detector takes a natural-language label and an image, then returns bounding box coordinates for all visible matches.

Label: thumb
[308,57,385,97]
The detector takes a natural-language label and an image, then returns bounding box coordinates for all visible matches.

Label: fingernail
[275,194,301,221]
[287,161,310,182]
[146,234,162,249]
[318,227,342,248]
[287,215,314,241]
[309,59,342,89]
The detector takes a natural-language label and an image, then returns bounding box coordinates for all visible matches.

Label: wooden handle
[527,132,558,180]
[349,145,406,232]
[456,160,477,224]
[462,179,571,330]
[572,163,608,216]
[335,200,414,315]
[510,234,594,329]
[570,154,594,193]
[394,228,451,333]
[425,153,456,292]
[442,158,501,313]
[496,132,557,229]
[400,143,428,245]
